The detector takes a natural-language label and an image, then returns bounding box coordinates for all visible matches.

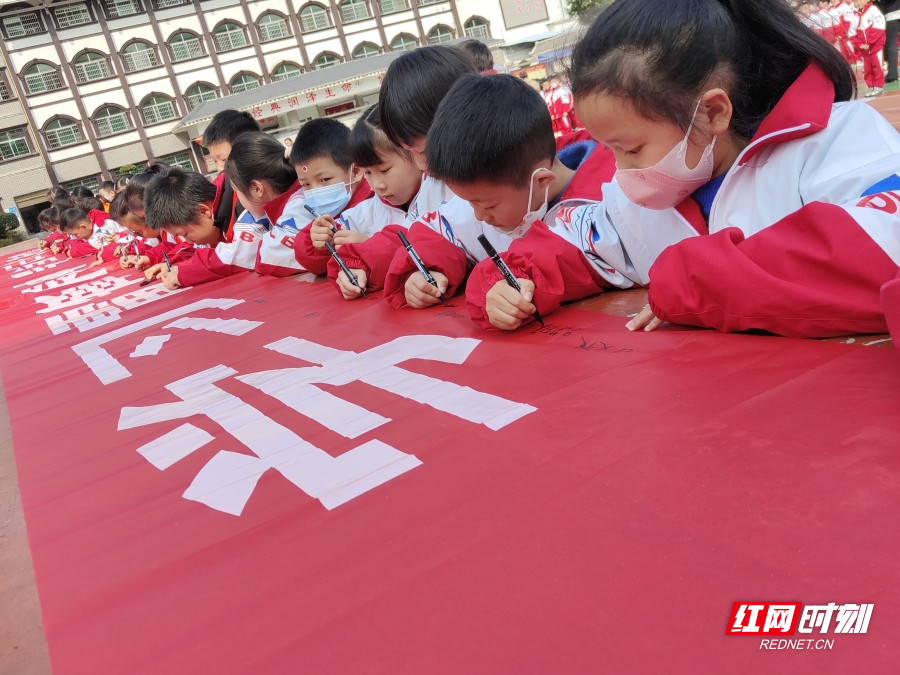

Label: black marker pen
[397,231,447,305]
[325,241,366,298]
[477,234,545,326]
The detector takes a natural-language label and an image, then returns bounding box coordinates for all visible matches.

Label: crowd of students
[799,0,893,95]
[34,0,900,348]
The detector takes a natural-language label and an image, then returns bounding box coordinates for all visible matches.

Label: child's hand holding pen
[335,267,368,300]
[485,278,538,330]
[405,271,450,308]
[309,215,339,249]
[159,265,181,290]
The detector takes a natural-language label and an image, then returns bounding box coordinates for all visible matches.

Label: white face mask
[615,100,717,210]
[304,181,352,216]
[505,167,551,239]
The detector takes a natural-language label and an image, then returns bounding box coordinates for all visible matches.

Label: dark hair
[99,180,115,192]
[77,196,104,212]
[125,163,171,213]
[570,0,855,140]
[202,109,261,146]
[59,207,90,232]
[45,205,64,226]
[224,131,296,194]
[70,185,94,200]
[52,195,74,209]
[379,45,478,147]
[108,192,130,222]
[426,74,556,187]
[144,167,217,230]
[47,186,69,202]
[289,118,352,169]
[114,176,130,191]
[458,39,494,72]
[38,208,52,228]
[348,105,413,168]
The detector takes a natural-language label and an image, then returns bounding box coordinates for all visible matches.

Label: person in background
[459,39,496,74]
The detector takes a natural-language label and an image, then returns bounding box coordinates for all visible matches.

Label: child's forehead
[298,155,346,175]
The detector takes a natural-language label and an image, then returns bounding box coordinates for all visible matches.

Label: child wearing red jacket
[397,73,615,317]
[849,0,887,95]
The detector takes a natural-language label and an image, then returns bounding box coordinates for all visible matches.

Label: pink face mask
[615,101,717,210]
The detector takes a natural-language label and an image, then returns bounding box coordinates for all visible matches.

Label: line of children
[467,0,899,340]
[32,24,900,349]
[293,108,419,280]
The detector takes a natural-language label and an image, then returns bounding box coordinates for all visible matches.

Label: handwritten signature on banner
[529,323,635,354]
[4,252,539,518]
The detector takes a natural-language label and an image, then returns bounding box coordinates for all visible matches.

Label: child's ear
[249,179,265,199]
[700,88,733,137]
[349,163,364,184]
[197,202,214,222]
[535,165,556,188]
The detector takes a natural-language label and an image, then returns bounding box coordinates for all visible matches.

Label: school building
[0,0,577,229]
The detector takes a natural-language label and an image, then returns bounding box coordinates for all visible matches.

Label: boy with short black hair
[288,118,373,271]
[59,206,126,258]
[400,73,616,323]
[98,180,116,209]
[458,39,495,74]
[143,168,219,287]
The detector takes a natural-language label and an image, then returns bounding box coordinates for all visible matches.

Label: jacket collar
[738,65,835,166]
[263,181,301,223]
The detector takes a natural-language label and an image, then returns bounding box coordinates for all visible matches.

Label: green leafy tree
[567,0,614,21]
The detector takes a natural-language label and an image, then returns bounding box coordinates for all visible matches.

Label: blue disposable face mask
[304,182,351,217]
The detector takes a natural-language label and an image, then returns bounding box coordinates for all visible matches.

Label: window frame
[0,127,34,162]
[1,11,46,39]
[72,50,115,84]
[463,17,490,40]
[52,3,95,30]
[229,72,262,94]
[390,33,417,51]
[140,93,178,125]
[212,21,249,53]
[271,62,303,81]
[352,42,381,60]
[121,40,160,72]
[340,0,370,24]
[102,0,144,19]
[426,24,454,45]
[299,3,331,33]
[21,61,65,96]
[185,82,219,111]
[257,12,291,42]
[168,30,206,61]
[93,105,133,138]
[379,0,407,14]
[312,52,341,70]
[43,116,86,150]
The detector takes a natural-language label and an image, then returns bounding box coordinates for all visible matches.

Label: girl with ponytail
[476,0,900,343]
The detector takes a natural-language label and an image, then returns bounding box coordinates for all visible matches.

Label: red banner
[2,248,899,673]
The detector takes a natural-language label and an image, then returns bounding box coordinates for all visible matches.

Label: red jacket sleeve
[177,247,250,287]
[67,239,99,258]
[647,202,898,338]
[882,270,900,349]
[383,221,470,309]
[326,225,406,292]
[464,220,608,330]
[293,224,331,276]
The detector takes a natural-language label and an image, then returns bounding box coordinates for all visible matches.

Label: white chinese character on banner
[118,335,536,515]
[9,256,73,278]
[48,284,185,335]
[34,277,140,314]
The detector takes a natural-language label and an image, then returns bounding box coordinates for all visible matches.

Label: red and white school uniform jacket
[324,175,454,292]
[462,143,620,326]
[176,209,271,287]
[849,3,887,51]
[479,65,900,339]
[178,183,300,285]
[253,184,316,277]
[145,230,191,266]
[289,181,376,276]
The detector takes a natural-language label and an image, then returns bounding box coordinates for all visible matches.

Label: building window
[73,52,113,83]
[299,4,330,32]
[257,12,289,41]
[419,0,442,4]
[2,12,45,38]
[94,106,132,137]
[0,128,31,161]
[427,24,454,44]
[44,118,85,149]
[0,70,13,100]
[340,0,369,23]
[23,63,64,95]
[169,31,204,61]
[160,151,193,170]
[62,176,100,192]
[53,3,92,28]
[380,0,406,13]
[122,41,159,71]
[229,73,261,94]
[103,0,143,18]
[271,62,302,81]
[213,22,248,52]
[352,43,381,60]
[141,94,177,125]
[463,17,489,40]
[390,33,417,52]
[185,82,218,110]
[152,0,189,7]
[312,53,340,70]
